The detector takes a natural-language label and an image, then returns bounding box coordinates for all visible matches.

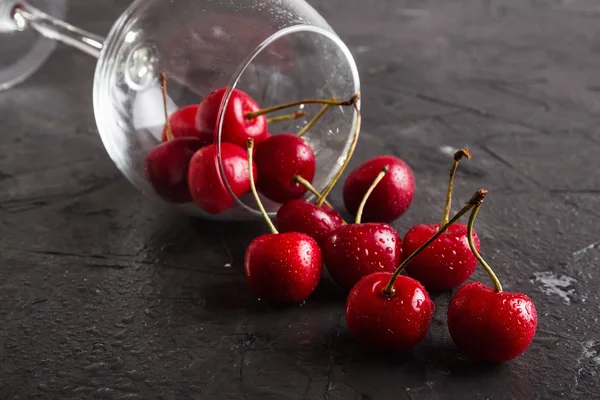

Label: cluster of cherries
[145,74,538,363]
[246,142,538,363]
[144,73,359,214]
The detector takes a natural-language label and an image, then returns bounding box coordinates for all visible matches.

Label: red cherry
[403,223,479,291]
[254,94,362,204]
[144,137,203,203]
[322,166,402,291]
[158,74,209,145]
[245,232,322,303]
[195,87,268,149]
[275,199,344,245]
[272,98,362,248]
[403,148,475,291]
[243,138,322,303]
[323,223,401,291]
[343,155,415,223]
[254,133,316,203]
[345,272,434,351]
[447,192,537,362]
[160,104,212,144]
[187,142,256,214]
[448,282,538,362]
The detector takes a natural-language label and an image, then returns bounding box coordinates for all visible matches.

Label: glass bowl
[2,0,361,220]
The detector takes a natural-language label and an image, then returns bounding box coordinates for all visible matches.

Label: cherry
[144,137,203,203]
[253,95,360,203]
[187,142,256,214]
[323,166,403,291]
[195,87,269,149]
[448,199,537,362]
[162,104,202,145]
[254,133,316,203]
[403,149,480,291]
[144,72,203,203]
[275,176,344,245]
[345,189,487,352]
[403,224,480,292]
[160,104,207,143]
[273,99,362,243]
[156,74,207,144]
[343,155,415,223]
[244,139,322,303]
[346,272,435,352]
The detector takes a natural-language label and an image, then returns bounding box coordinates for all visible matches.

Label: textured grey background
[1,0,600,399]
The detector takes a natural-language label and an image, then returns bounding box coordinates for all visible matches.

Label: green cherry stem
[355,165,389,224]
[247,139,278,234]
[293,175,334,209]
[467,202,503,292]
[160,72,174,141]
[293,175,347,225]
[383,189,488,297]
[440,148,471,226]
[297,103,331,138]
[266,110,306,124]
[246,93,360,120]
[316,98,361,206]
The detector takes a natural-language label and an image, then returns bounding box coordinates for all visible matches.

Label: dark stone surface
[1,0,599,399]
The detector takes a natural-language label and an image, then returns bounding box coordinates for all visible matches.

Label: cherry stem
[440,148,471,226]
[159,72,174,142]
[266,110,306,124]
[245,93,360,120]
[247,139,278,234]
[316,99,361,206]
[355,165,389,224]
[297,103,331,138]
[383,189,488,297]
[467,203,503,292]
[293,175,334,209]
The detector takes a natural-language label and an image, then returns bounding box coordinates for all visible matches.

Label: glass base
[0,0,67,90]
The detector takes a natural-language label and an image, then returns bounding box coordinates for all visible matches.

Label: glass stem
[13,2,104,58]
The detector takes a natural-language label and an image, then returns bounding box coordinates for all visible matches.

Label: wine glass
[0,0,360,220]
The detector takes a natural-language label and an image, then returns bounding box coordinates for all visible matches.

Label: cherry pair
[159,85,267,146]
[273,150,417,254]
[278,165,403,291]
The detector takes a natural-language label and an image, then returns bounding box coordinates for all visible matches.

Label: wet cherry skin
[195,87,269,149]
[244,232,322,303]
[144,137,204,203]
[275,200,344,245]
[161,104,212,144]
[187,142,257,214]
[403,223,480,292]
[254,133,316,203]
[448,282,538,362]
[322,223,402,291]
[346,272,435,351]
[343,155,415,223]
